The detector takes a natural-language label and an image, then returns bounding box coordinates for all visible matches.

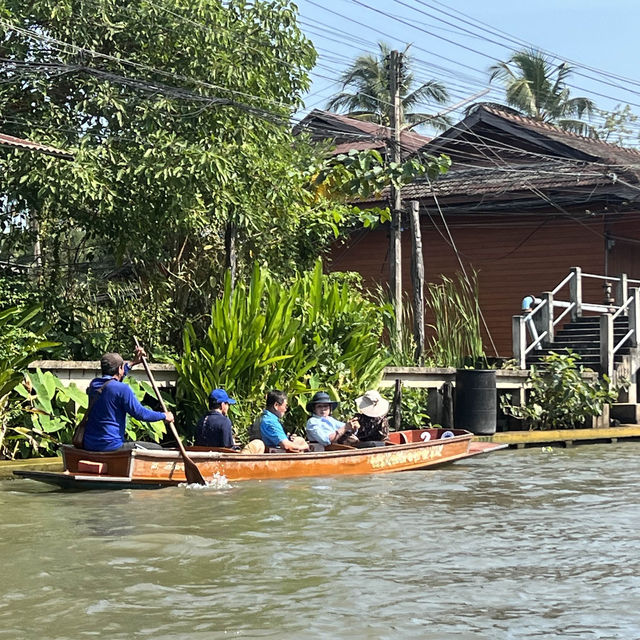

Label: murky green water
[2,443,640,639]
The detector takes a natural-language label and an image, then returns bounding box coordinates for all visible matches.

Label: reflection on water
[2,443,640,639]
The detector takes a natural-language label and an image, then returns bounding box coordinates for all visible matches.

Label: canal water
[2,443,640,640]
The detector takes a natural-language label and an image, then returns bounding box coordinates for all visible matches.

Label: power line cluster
[298,0,640,141]
[1,0,640,218]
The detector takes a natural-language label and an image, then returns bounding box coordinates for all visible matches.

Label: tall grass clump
[175,260,391,440]
[427,271,486,368]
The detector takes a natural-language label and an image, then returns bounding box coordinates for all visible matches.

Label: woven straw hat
[355,390,389,418]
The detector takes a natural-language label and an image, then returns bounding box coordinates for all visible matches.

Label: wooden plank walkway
[473,425,640,448]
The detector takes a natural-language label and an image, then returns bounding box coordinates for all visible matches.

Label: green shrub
[500,350,625,430]
[175,260,391,442]
[427,271,486,368]
[0,305,59,458]
[7,370,173,459]
[379,386,431,430]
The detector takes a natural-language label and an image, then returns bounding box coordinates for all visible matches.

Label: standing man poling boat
[83,349,174,452]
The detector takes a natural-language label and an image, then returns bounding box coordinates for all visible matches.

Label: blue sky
[294,0,640,137]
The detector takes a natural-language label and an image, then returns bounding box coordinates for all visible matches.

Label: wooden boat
[13,428,507,490]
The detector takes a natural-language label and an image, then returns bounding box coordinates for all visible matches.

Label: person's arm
[223,417,235,449]
[124,345,146,376]
[122,386,174,423]
[331,418,360,444]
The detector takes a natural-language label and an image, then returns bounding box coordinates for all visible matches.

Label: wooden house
[323,104,640,359]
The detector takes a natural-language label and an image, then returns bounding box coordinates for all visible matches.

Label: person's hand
[130,345,147,366]
[347,418,360,432]
[164,411,175,423]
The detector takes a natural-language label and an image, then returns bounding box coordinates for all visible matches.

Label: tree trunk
[224,220,238,290]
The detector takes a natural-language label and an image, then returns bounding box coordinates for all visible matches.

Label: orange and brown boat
[14,428,507,490]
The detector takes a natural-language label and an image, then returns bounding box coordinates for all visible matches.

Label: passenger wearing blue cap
[194,388,237,449]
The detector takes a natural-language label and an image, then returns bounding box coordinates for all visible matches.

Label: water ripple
[3,443,640,639]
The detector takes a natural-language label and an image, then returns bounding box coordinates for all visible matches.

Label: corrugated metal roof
[0,132,74,160]
[295,109,430,155]
[357,160,620,205]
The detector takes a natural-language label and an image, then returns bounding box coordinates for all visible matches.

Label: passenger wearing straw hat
[305,391,360,446]
[353,390,390,443]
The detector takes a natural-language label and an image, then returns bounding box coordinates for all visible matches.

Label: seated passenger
[259,390,309,452]
[353,390,390,442]
[194,388,237,449]
[305,391,360,446]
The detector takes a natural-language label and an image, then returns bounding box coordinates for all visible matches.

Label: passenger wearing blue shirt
[83,350,174,452]
[305,391,360,446]
[259,390,309,452]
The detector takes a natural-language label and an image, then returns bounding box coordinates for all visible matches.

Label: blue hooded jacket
[83,374,166,451]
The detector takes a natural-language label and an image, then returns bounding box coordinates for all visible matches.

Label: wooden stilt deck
[473,425,640,448]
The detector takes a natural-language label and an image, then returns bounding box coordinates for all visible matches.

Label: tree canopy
[0,0,364,356]
[326,42,450,132]
[488,48,596,135]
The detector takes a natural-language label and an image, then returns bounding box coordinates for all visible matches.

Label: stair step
[561,320,629,330]
[554,333,630,342]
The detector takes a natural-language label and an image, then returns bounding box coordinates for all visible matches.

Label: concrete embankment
[1,456,62,479]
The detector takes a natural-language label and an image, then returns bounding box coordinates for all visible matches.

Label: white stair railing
[512,268,640,371]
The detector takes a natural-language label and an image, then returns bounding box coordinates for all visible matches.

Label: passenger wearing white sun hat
[354,390,390,443]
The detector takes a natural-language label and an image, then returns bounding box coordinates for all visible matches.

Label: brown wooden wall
[328,212,640,357]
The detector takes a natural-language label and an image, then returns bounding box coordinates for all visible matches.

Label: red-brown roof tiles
[0,132,74,159]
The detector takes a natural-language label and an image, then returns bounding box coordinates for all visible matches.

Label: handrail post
[513,315,526,369]
[569,266,582,321]
[540,291,554,346]
[630,287,640,348]
[617,273,628,314]
[600,314,614,379]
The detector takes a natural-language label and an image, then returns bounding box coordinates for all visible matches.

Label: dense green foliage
[175,261,392,441]
[0,0,368,356]
[501,351,624,430]
[0,306,58,456]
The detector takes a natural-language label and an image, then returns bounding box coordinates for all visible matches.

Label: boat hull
[14,429,507,489]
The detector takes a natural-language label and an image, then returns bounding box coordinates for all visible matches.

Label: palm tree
[326,42,450,132]
[488,49,596,136]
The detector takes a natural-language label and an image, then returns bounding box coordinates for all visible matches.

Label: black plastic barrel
[454,369,497,435]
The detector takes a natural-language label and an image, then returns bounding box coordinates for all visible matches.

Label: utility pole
[388,49,403,352]
[409,200,425,364]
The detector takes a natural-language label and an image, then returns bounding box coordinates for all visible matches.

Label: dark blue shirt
[84,375,166,451]
[195,411,234,448]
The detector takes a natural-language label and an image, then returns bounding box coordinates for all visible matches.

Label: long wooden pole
[389,49,403,353]
[409,200,425,364]
[133,338,207,485]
